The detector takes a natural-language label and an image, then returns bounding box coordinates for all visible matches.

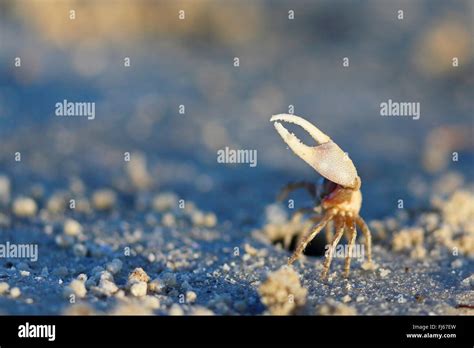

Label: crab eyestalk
[270,114,359,189]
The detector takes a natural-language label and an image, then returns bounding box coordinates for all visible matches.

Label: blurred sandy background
[0,0,472,220]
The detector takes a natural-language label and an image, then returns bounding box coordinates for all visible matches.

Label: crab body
[270,114,373,279]
[321,182,362,215]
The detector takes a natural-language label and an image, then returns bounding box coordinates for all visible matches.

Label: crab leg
[288,211,333,265]
[270,114,359,189]
[344,217,357,278]
[277,181,317,201]
[291,214,323,250]
[281,215,310,249]
[325,220,333,244]
[280,209,320,249]
[356,216,372,264]
[321,215,345,279]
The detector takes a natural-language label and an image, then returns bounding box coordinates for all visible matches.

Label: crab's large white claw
[270,114,359,189]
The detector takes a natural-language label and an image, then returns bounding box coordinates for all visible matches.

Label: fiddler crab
[270,114,373,279]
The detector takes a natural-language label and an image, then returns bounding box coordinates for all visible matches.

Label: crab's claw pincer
[270,114,359,189]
